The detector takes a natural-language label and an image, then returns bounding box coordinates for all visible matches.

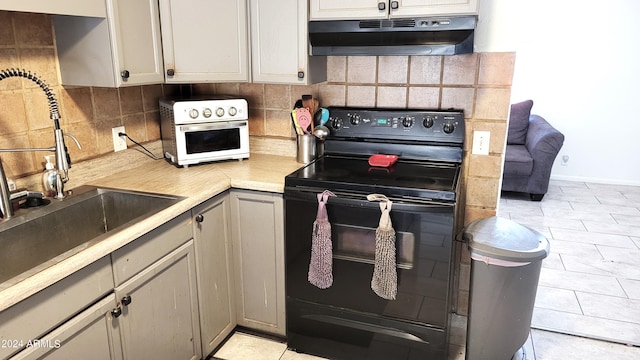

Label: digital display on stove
[375,118,390,126]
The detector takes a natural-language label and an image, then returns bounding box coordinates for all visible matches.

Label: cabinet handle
[195,214,204,223]
[390,1,399,10]
[111,307,122,318]
[167,69,175,76]
[297,71,305,79]
[121,295,132,306]
[378,2,386,10]
[121,70,130,79]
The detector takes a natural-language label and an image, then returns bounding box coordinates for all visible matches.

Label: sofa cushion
[504,145,534,176]
[507,100,534,145]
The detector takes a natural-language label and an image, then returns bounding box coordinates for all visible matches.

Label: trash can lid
[462,216,549,262]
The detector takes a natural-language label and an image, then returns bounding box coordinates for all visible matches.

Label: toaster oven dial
[215,107,225,117]
[202,108,212,118]
[188,109,199,119]
[229,107,238,116]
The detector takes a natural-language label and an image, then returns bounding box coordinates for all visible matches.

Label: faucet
[0,68,81,219]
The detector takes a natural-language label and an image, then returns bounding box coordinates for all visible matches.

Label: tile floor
[499,180,640,348]
[213,180,640,359]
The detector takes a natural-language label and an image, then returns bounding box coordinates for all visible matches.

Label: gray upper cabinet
[0,0,106,17]
[249,0,326,84]
[309,0,479,19]
[159,0,250,83]
[192,193,236,356]
[230,190,286,336]
[54,0,164,87]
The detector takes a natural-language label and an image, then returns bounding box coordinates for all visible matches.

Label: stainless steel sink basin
[0,186,183,287]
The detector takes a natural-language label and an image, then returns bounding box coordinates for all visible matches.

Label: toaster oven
[159,96,250,167]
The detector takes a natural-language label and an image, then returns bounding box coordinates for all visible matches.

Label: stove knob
[332,117,343,129]
[215,107,225,117]
[202,108,212,118]
[229,107,237,116]
[443,122,455,134]
[188,108,199,119]
[349,114,361,126]
[402,117,414,128]
[423,116,434,128]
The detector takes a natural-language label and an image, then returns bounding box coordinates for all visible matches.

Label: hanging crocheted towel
[367,194,398,300]
[308,190,336,289]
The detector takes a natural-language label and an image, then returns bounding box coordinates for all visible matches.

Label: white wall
[477,0,640,186]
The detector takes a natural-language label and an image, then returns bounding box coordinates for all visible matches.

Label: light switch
[472,131,490,155]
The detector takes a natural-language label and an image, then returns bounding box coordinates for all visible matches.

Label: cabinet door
[250,0,325,84]
[0,0,106,17]
[310,0,479,19]
[390,0,479,17]
[310,0,385,20]
[54,0,164,87]
[159,0,249,83]
[115,241,201,360]
[108,0,165,85]
[10,295,123,360]
[230,190,285,336]
[192,193,235,357]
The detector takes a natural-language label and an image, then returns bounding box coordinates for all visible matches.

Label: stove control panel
[326,107,465,144]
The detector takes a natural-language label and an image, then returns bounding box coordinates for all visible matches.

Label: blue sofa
[502,101,565,201]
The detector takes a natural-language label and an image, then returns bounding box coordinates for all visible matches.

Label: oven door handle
[285,188,454,212]
[180,121,247,132]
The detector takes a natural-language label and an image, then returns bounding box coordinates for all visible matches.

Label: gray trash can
[461,216,549,360]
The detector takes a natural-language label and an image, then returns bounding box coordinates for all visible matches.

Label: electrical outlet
[472,130,490,155]
[112,126,127,152]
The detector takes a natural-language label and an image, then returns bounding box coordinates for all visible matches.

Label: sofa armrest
[524,115,565,195]
[526,115,565,157]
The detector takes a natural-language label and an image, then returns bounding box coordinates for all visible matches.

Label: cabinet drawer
[9,294,120,360]
[111,212,192,286]
[0,257,113,359]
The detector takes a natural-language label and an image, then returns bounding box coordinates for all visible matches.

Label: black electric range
[284,106,465,360]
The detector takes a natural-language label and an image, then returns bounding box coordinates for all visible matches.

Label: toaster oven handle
[180,121,247,132]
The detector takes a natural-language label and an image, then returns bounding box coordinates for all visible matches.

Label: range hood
[309,15,476,56]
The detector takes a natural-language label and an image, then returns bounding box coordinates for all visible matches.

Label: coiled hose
[0,68,61,126]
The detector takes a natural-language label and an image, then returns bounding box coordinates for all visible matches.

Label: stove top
[285,155,460,202]
[285,107,465,203]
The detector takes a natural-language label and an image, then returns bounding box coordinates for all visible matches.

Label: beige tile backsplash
[0,11,514,225]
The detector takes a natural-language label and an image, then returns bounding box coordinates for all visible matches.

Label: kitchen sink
[0,186,183,288]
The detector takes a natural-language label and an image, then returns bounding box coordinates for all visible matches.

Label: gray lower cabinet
[4,213,201,360]
[192,192,236,357]
[230,189,285,336]
[10,294,123,360]
[111,213,201,360]
[114,240,201,360]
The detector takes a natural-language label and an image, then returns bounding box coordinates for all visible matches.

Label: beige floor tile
[534,286,581,314]
[532,308,640,346]
[280,349,328,360]
[214,332,287,360]
[549,228,636,248]
[583,221,640,237]
[620,278,640,300]
[531,329,640,360]
[538,267,626,297]
[576,292,640,325]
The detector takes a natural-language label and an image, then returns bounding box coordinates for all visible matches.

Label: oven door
[284,188,455,359]
[174,121,249,165]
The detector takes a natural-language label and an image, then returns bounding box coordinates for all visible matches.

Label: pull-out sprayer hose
[0,68,61,127]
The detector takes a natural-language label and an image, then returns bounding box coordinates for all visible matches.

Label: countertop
[0,153,302,312]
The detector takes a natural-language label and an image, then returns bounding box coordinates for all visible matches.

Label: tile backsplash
[1,11,515,225]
